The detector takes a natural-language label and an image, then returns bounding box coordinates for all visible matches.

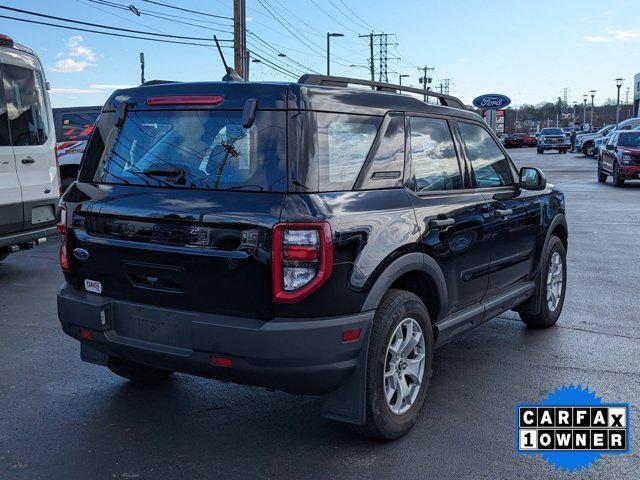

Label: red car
[522,134,537,147]
[598,131,640,187]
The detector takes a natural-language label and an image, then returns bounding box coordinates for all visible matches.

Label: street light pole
[326,32,344,75]
[398,73,409,87]
[615,78,624,127]
[572,102,576,126]
[582,94,587,128]
[589,90,596,128]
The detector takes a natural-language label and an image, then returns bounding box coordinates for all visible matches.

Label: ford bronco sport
[57,75,568,440]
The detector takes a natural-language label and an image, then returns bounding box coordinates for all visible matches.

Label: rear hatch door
[67,101,287,319]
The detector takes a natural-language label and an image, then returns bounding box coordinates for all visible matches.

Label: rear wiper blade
[130,167,185,184]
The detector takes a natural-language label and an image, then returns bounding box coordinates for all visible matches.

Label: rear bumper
[57,283,373,395]
[0,226,57,249]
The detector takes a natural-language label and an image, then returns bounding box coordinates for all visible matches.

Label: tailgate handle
[21,157,35,164]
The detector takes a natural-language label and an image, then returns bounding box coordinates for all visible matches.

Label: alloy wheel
[383,317,426,415]
[546,252,564,312]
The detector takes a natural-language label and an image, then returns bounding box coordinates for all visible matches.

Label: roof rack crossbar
[297,74,465,110]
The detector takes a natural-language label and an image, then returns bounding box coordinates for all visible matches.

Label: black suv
[57,75,568,440]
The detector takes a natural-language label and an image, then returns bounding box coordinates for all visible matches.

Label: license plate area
[112,303,194,348]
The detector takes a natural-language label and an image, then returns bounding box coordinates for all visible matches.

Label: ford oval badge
[472,94,511,110]
[73,248,89,261]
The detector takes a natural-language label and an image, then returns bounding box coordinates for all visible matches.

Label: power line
[308,0,360,35]
[0,5,232,42]
[88,0,233,30]
[248,30,318,73]
[140,0,232,20]
[0,13,232,47]
[336,0,379,32]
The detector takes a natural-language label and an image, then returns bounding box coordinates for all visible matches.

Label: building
[634,72,640,117]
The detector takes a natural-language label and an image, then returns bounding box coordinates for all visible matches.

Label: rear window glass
[85,110,286,192]
[289,112,381,192]
[58,112,99,142]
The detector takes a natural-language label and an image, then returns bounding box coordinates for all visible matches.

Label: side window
[289,111,381,192]
[359,114,405,190]
[458,122,513,188]
[3,64,50,146]
[0,68,9,146]
[409,116,462,192]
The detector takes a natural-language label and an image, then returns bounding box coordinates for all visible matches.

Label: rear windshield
[57,111,100,142]
[83,109,287,192]
[618,132,640,147]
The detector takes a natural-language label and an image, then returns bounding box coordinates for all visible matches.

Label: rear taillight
[57,205,69,272]
[272,222,332,303]
[146,95,223,106]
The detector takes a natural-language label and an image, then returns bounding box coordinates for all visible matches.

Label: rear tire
[583,143,596,157]
[519,236,566,328]
[537,148,543,154]
[351,289,434,440]
[108,357,174,383]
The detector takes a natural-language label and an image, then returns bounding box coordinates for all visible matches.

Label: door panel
[483,189,540,296]
[455,120,539,295]
[411,192,492,314]
[2,63,58,230]
[406,116,491,315]
[0,145,22,234]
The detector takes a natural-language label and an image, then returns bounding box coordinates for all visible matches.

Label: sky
[2,0,639,108]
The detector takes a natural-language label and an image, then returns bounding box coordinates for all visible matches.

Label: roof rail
[298,74,465,110]
[140,80,180,86]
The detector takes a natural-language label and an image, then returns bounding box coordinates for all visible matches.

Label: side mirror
[519,167,547,191]
[242,98,258,128]
[605,144,615,151]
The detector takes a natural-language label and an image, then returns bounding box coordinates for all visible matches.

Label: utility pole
[359,33,398,84]
[582,94,588,128]
[233,0,246,79]
[442,78,453,95]
[417,66,434,101]
[139,52,145,84]
[589,90,596,127]
[572,102,577,126]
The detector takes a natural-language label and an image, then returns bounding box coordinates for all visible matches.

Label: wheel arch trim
[360,252,448,322]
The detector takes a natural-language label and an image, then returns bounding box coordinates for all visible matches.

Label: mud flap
[320,328,371,425]
[81,341,108,366]
[513,271,541,315]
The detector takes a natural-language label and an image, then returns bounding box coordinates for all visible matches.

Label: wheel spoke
[404,355,424,382]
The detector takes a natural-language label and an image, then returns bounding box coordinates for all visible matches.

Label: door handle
[21,157,35,164]
[494,208,513,218]
[429,218,456,229]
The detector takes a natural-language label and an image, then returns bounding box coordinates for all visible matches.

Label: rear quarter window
[289,111,381,192]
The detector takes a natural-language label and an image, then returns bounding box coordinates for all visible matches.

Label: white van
[0,34,58,262]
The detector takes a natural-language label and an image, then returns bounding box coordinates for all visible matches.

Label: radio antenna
[214,35,243,81]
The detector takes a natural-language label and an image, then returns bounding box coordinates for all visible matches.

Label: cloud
[584,35,611,42]
[51,35,98,73]
[584,29,640,43]
[50,87,101,94]
[459,58,470,62]
[89,84,137,90]
[51,58,94,73]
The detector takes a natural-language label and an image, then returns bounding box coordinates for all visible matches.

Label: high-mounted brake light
[272,222,332,303]
[146,95,223,106]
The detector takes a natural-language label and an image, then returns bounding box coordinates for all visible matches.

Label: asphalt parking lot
[1,148,638,480]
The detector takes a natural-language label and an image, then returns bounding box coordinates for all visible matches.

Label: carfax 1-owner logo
[516,385,630,472]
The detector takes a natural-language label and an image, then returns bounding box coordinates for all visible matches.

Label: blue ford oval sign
[473,94,511,110]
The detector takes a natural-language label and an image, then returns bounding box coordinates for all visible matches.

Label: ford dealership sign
[472,94,511,110]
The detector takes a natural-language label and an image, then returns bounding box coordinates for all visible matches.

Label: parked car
[497,133,508,145]
[53,106,101,192]
[522,133,537,147]
[598,130,640,186]
[56,75,568,440]
[504,133,525,148]
[576,118,640,157]
[0,34,58,263]
[536,127,571,154]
